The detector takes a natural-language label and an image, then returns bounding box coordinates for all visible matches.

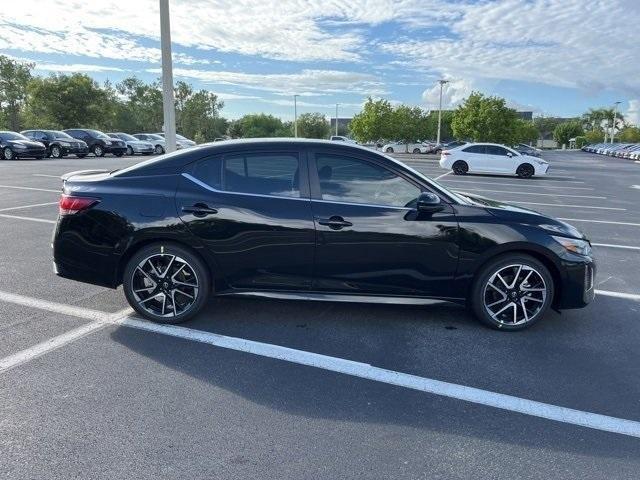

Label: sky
[0,0,638,124]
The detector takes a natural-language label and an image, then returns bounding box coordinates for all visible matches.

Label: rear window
[192,152,301,198]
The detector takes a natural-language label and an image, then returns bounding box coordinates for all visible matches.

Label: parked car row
[0,128,196,160]
[440,142,549,178]
[582,142,640,160]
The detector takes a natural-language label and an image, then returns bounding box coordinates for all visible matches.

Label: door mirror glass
[507,152,513,157]
[416,192,442,212]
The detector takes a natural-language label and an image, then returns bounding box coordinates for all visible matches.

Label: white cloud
[148,67,388,97]
[626,100,640,127]
[34,63,125,73]
[421,79,473,110]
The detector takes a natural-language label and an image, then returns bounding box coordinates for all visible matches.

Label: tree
[297,112,329,139]
[514,119,539,144]
[451,92,521,144]
[584,130,604,143]
[115,77,163,133]
[226,119,243,139]
[236,113,286,138]
[618,126,640,143]
[24,74,112,129]
[553,121,583,147]
[0,55,33,131]
[178,89,224,140]
[349,97,394,143]
[534,116,565,142]
[390,105,425,152]
[423,110,453,142]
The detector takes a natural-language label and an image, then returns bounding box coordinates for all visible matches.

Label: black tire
[50,145,63,159]
[516,163,535,178]
[452,160,468,175]
[3,147,14,160]
[434,148,442,155]
[123,242,210,324]
[92,144,105,157]
[76,154,87,158]
[155,145,165,155]
[470,253,554,331]
[127,146,134,156]
[385,147,394,153]
[412,148,421,154]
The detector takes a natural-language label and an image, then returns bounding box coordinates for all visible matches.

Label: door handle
[182,203,218,217]
[317,216,353,230]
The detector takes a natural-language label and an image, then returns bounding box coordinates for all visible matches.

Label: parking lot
[1,150,639,479]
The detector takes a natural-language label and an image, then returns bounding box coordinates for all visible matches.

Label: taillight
[442,150,451,156]
[58,194,99,216]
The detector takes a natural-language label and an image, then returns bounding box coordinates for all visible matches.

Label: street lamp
[436,79,449,146]
[159,0,177,153]
[611,101,621,143]
[335,103,339,136]
[293,94,299,138]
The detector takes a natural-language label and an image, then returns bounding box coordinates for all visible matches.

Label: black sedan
[21,130,89,158]
[52,139,595,331]
[0,131,47,159]
[63,129,127,157]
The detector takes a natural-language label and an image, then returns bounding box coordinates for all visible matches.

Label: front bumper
[104,146,127,155]
[64,145,89,155]
[556,255,596,309]
[131,145,154,154]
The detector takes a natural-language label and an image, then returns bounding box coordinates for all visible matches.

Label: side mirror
[507,152,513,157]
[417,192,443,213]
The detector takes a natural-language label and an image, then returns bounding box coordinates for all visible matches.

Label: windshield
[52,131,72,139]
[87,129,110,139]
[118,133,138,141]
[147,134,164,140]
[1,132,29,141]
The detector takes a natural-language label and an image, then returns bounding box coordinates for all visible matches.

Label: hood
[8,139,45,148]
[457,191,586,240]
[127,140,152,146]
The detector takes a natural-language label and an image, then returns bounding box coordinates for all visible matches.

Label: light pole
[293,94,299,137]
[436,79,449,145]
[611,101,621,143]
[335,103,339,136]
[159,0,177,153]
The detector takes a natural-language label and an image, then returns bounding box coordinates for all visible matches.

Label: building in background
[330,117,352,137]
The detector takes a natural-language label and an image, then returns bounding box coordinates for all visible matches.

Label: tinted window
[0,132,29,140]
[486,145,509,156]
[463,145,486,154]
[315,154,420,207]
[193,153,301,198]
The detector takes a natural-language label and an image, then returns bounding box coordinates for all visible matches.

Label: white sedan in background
[382,142,429,154]
[440,142,549,178]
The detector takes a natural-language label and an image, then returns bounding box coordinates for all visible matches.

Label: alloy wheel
[155,145,164,154]
[131,253,199,318]
[51,146,61,158]
[4,147,14,160]
[482,264,547,326]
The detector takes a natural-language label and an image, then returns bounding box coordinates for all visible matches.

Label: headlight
[535,159,548,165]
[59,141,71,146]
[551,235,592,256]
[13,143,27,149]
[104,140,112,145]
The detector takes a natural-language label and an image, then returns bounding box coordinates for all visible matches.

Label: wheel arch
[467,244,562,307]
[116,238,217,292]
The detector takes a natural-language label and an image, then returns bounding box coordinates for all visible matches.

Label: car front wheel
[3,147,14,160]
[516,163,535,178]
[127,146,134,156]
[155,145,165,155]
[50,145,63,158]
[413,148,421,154]
[123,243,210,324]
[470,254,553,331]
[93,145,105,157]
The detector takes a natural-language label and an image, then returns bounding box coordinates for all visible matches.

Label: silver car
[154,132,197,148]
[133,133,183,154]
[107,133,154,156]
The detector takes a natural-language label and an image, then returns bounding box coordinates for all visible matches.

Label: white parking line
[0,290,639,438]
[559,218,640,227]
[593,243,640,251]
[0,184,59,193]
[507,201,625,211]
[441,179,593,190]
[596,290,640,301]
[0,202,58,212]
[0,214,56,224]
[434,171,451,181]
[453,188,605,199]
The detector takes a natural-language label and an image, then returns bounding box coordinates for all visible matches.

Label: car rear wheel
[452,160,468,175]
[93,145,105,157]
[470,254,553,331]
[123,243,210,324]
[50,145,63,158]
[516,163,535,178]
[155,145,165,154]
[127,146,134,156]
